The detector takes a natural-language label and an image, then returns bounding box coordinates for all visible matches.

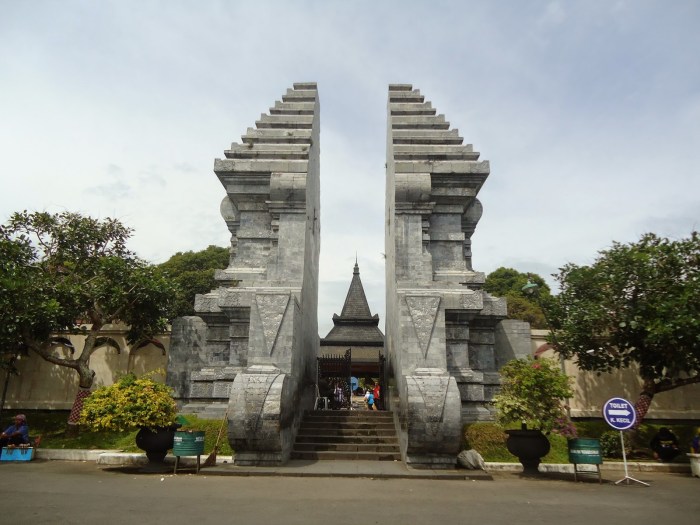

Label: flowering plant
[551,416,578,439]
[493,356,574,433]
[79,372,177,432]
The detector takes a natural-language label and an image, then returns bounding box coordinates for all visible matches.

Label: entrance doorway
[317,349,386,410]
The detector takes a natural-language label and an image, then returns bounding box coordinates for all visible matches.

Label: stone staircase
[291,410,401,461]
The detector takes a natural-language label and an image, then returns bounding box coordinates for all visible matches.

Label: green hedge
[464,421,698,463]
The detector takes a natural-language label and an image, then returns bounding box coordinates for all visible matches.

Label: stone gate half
[385,84,525,467]
[167,83,320,465]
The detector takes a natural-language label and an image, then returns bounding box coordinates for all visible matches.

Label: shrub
[600,430,631,458]
[464,423,511,461]
[80,373,177,432]
[493,356,574,432]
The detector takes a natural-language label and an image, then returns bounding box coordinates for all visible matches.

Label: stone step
[242,128,312,144]
[393,144,478,161]
[392,129,463,144]
[389,91,425,103]
[179,403,228,419]
[392,121,450,130]
[293,443,400,453]
[214,158,309,174]
[292,82,317,90]
[301,417,394,425]
[388,83,414,91]
[393,159,490,175]
[299,422,394,436]
[282,89,317,102]
[390,102,436,115]
[295,434,399,445]
[225,143,310,160]
[297,427,397,437]
[293,409,400,461]
[269,101,315,115]
[392,114,446,124]
[303,410,393,419]
[301,413,394,422]
[256,114,314,129]
[290,450,401,461]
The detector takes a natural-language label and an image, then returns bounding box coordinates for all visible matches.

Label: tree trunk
[66,363,96,434]
[633,380,656,429]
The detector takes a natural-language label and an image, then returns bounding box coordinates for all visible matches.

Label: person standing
[373,382,381,411]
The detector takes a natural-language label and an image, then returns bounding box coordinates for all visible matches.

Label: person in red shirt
[373,383,381,411]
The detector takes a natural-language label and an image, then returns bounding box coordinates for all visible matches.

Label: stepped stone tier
[385,84,530,467]
[167,83,321,466]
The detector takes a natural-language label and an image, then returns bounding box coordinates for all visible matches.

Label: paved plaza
[3,460,699,525]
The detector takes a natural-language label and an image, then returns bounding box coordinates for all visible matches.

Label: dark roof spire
[321,260,384,343]
[341,261,371,318]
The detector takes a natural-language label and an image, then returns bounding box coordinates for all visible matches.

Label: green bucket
[568,438,602,465]
[173,431,206,456]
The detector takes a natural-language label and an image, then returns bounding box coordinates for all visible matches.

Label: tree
[0,211,176,428]
[157,245,230,318]
[549,232,700,424]
[484,267,551,328]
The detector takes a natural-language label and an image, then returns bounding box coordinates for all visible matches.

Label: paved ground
[3,459,699,525]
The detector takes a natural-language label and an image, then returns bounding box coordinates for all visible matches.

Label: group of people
[649,426,700,462]
[0,414,29,457]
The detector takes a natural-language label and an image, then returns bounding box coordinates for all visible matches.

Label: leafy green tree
[549,232,700,424]
[484,267,551,328]
[0,211,175,428]
[157,245,230,318]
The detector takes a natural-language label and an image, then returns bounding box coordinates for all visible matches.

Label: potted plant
[493,356,573,474]
[79,372,179,465]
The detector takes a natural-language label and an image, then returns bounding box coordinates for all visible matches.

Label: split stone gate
[166,83,531,467]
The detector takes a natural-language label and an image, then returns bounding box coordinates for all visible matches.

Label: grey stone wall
[385,84,516,465]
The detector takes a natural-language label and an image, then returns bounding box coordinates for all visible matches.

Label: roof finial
[354,254,359,275]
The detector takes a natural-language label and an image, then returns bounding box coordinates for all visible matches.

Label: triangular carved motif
[406,296,440,358]
[255,293,290,356]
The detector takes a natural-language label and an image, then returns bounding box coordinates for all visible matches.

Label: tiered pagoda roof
[321,261,384,347]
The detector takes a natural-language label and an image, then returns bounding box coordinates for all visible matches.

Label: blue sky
[2,0,699,336]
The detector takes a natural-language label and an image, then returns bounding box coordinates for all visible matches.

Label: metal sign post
[602,397,649,486]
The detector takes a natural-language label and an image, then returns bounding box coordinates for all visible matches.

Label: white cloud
[1,0,699,335]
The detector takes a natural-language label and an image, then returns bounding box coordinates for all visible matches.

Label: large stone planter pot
[505,429,551,475]
[688,453,700,478]
[135,426,177,463]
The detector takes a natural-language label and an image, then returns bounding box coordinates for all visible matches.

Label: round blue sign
[602,397,636,430]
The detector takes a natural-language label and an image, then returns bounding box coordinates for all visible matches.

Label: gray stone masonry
[167,83,320,466]
[385,84,526,466]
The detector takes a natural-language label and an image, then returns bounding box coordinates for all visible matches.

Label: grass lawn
[6,410,233,455]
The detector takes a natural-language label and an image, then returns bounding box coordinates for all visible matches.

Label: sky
[1,0,699,337]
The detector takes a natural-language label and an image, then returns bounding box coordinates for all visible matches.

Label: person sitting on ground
[0,414,30,453]
[650,427,681,462]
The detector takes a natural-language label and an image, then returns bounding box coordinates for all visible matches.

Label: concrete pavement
[28,448,694,480]
[1,459,698,525]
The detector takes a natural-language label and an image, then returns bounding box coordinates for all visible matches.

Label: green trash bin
[173,431,206,474]
[173,430,206,455]
[568,438,602,483]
